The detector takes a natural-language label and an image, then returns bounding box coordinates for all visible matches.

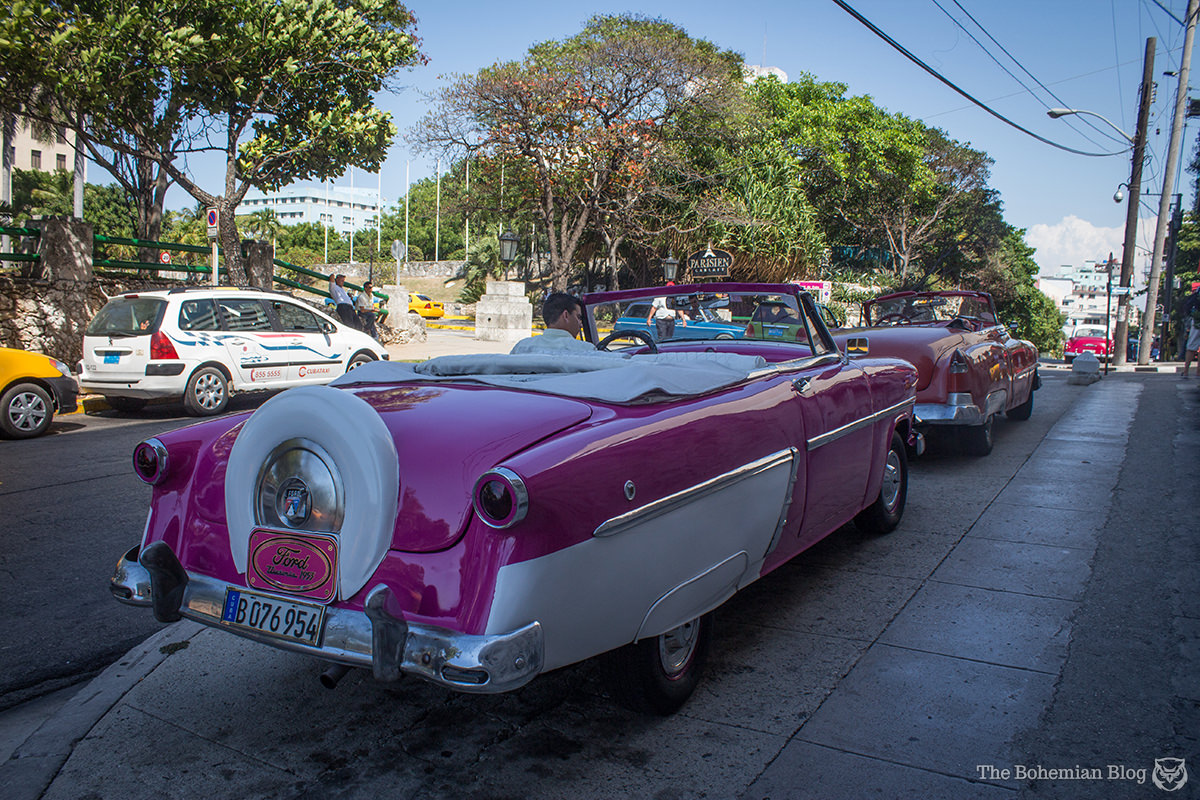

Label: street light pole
[1116,38,1156,366]
[1140,0,1200,364]
[1045,39,1154,366]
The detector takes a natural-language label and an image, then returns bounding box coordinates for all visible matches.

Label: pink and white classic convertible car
[111,283,919,713]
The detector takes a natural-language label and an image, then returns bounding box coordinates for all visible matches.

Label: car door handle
[792,377,812,394]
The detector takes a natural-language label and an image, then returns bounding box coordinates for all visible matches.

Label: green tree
[1,0,423,287]
[971,229,1063,352]
[412,15,743,290]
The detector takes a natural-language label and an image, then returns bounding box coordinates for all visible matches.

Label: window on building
[56,153,67,171]
[56,126,67,144]
[30,150,41,170]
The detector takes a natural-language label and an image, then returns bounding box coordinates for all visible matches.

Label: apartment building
[242,183,385,238]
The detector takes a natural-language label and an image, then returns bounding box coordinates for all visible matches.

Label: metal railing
[0,225,41,264]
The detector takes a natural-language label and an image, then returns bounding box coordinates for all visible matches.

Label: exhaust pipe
[319,663,352,689]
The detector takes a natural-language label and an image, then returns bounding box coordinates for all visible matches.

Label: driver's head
[542,292,584,338]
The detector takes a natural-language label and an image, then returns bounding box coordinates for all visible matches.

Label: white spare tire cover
[225,385,399,601]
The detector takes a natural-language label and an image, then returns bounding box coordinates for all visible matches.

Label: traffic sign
[159,251,171,264]
[206,208,219,239]
[390,239,406,260]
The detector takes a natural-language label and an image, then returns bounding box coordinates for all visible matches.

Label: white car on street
[79,287,388,415]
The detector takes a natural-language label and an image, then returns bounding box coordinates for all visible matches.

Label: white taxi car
[79,287,388,416]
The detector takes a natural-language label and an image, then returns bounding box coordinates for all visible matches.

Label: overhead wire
[938,0,1128,147]
[828,0,1129,158]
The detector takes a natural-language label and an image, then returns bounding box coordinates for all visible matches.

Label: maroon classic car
[111,283,920,714]
[831,290,1040,456]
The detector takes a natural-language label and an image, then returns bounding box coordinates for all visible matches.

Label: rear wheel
[961,414,995,456]
[105,396,147,414]
[607,614,712,715]
[1,383,53,439]
[183,366,229,416]
[855,432,908,534]
[1007,389,1034,421]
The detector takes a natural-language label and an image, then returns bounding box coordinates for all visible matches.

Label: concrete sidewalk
[4,372,1197,799]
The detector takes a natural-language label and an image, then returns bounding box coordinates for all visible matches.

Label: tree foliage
[1,0,423,286]
[411,14,744,290]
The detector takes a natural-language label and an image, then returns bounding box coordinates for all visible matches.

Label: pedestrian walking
[1181,286,1200,378]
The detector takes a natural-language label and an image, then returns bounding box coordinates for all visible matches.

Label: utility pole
[1114,37,1156,366]
[1140,0,1200,364]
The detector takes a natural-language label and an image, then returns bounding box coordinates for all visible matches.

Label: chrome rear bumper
[111,543,543,694]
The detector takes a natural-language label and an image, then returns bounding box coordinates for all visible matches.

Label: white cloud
[1025,215,1157,282]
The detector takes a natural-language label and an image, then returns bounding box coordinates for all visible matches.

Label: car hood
[352,383,594,552]
[834,325,969,391]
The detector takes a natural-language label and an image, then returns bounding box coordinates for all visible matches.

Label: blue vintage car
[614,298,745,341]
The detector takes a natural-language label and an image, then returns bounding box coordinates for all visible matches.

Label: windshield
[867,293,997,327]
[585,288,833,353]
[86,296,166,337]
[1072,327,1107,339]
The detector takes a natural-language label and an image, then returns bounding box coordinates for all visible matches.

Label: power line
[829,0,1129,158]
[939,0,1128,147]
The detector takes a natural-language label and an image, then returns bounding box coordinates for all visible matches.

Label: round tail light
[473,468,528,529]
[133,438,169,485]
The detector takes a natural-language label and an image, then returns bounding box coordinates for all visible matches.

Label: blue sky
[165,0,1198,277]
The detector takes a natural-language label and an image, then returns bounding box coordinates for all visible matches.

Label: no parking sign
[206,208,218,239]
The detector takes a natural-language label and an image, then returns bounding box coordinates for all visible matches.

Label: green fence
[4,228,389,306]
[0,225,41,264]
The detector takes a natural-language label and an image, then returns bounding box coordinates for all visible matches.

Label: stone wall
[0,271,181,367]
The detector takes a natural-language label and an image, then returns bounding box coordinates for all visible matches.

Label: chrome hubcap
[658,619,700,678]
[8,392,47,431]
[194,373,225,410]
[881,449,902,512]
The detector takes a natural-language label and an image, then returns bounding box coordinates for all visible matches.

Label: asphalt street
[1,366,1197,799]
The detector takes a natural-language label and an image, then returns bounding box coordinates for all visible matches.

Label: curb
[0,621,204,800]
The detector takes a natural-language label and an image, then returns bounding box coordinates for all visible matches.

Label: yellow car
[408,293,445,319]
[1,346,78,439]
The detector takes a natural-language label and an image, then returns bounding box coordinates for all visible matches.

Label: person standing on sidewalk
[1181,287,1200,377]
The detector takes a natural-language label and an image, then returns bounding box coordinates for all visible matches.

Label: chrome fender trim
[806,397,915,451]
[593,448,798,539]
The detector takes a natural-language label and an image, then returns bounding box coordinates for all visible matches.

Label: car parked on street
[613,298,745,341]
[408,293,445,319]
[0,346,78,439]
[79,287,388,416]
[1064,326,1111,363]
[111,283,919,713]
[830,290,1040,456]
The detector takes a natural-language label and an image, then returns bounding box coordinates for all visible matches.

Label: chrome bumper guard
[110,544,544,694]
[915,393,983,426]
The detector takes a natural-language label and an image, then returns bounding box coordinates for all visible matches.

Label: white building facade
[1039,260,1140,335]
[242,183,385,238]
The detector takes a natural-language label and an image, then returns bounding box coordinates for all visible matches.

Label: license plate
[103,353,120,364]
[220,588,325,645]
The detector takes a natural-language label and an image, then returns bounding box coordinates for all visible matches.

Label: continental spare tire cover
[225,385,399,601]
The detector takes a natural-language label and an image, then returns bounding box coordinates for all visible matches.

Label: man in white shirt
[511,292,598,354]
[328,273,358,329]
[646,283,686,340]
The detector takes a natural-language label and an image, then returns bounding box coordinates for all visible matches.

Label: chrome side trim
[765,449,802,556]
[593,448,797,539]
[110,545,544,694]
[806,397,916,451]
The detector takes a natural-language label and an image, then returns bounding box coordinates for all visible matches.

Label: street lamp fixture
[661,253,679,283]
[498,229,520,264]
[1046,108,1136,145]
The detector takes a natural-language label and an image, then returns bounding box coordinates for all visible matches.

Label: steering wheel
[877,312,912,326]
[597,329,659,353]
